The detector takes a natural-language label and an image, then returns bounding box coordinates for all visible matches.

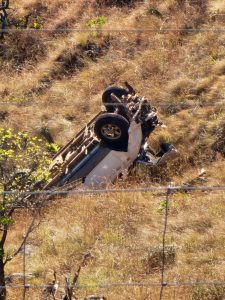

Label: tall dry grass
[6,188,225,299]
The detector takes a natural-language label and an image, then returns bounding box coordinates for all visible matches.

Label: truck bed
[44,112,110,189]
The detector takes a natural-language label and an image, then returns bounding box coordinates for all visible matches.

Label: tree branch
[0,0,9,10]
[3,204,43,265]
[0,0,9,39]
[0,225,8,249]
[64,237,100,299]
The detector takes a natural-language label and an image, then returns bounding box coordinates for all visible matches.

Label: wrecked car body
[45,83,176,189]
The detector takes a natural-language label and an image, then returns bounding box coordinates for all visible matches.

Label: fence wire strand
[3,280,225,290]
[1,185,225,196]
[1,28,225,33]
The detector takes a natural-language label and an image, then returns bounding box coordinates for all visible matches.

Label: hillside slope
[1,0,225,184]
[0,0,225,299]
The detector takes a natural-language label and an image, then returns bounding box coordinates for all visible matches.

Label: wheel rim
[101,124,122,140]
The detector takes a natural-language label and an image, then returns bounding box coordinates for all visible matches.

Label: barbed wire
[1,28,225,33]
[1,185,225,210]
[1,185,225,196]
[3,280,225,289]
[1,100,225,107]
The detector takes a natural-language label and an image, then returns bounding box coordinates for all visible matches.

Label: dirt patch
[32,38,110,94]
[51,37,110,79]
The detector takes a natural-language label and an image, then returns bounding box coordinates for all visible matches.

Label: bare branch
[23,13,31,28]
[3,197,44,265]
[0,0,9,10]
[43,270,59,300]
[0,0,9,39]
[64,237,100,299]
[0,225,9,249]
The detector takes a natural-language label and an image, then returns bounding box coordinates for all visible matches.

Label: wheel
[102,86,128,112]
[94,113,129,150]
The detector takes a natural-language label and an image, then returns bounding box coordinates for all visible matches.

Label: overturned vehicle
[45,82,176,189]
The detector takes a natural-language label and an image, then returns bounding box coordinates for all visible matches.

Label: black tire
[94,113,129,150]
[102,86,128,112]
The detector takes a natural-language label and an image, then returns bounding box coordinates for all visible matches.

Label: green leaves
[0,216,13,226]
[33,21,42,29]
[87,16,106,28]
[45,142,59,153]
[0,128,55,194]
[86,16,106,37]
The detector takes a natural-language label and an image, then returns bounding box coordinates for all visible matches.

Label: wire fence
[2,185,225,196]
[1,185,225,299]
[1,28,225,33]
[1,100,225,107]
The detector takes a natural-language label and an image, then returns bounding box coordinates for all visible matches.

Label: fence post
[23,230,26,300]
[159,188,170,300]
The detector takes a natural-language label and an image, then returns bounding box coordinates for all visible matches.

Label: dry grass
[1,0,225,298]
[6,189,225,299]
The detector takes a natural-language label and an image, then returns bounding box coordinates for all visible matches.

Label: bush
[142,245,176,273]
[0,32,46,70]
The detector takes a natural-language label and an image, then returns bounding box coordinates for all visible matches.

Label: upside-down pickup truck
[44,83,177,189]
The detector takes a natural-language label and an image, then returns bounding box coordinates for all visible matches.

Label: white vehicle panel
[84,121,142,188]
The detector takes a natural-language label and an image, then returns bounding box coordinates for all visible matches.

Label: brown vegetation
[1,0,225,299]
